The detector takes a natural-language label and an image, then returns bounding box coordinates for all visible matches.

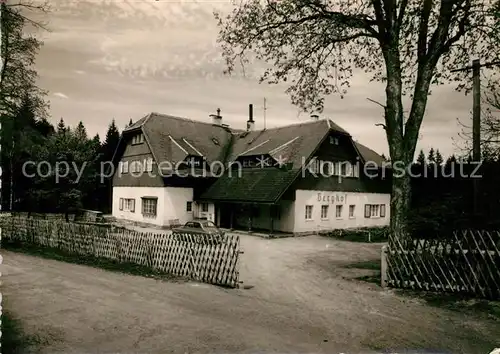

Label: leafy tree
[0,1,48,117]
[215,0,500,240]
[435,149,443,166]
[427,148,435,164]
[416,150,426,165]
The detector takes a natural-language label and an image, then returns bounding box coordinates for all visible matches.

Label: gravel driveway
[2,234,499,353]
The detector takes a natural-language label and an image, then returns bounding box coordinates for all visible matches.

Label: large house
[111,105,391,234]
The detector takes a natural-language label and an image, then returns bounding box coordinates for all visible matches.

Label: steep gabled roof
[354,141,388,167]
[114,112,387,203]
[138,112,233,166]
[229,119,348,168]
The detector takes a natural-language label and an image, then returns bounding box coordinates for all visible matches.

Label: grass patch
[321,226,389,243]
[395,290,500,321]
[344,260,381,271]
[3,242,183,282]
[2,311,37,354]
[344,259,381,285]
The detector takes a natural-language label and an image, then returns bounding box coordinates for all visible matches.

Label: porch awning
[199,168,298,203]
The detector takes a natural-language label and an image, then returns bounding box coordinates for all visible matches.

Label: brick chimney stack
[210,108,222,125]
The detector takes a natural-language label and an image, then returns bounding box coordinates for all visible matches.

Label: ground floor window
[364,204,386,218]
[321,205,329,219]
[124,198,135,212]
[186,201,192,212]
[118,198,135,212]
[142,197,157,218]
[335,205,343,218]
[305,205,313,220]
[201,202,209,212]
[349,205,355,218]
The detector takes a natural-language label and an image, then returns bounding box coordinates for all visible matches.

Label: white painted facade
[113,186,215,227]
[292,189,390,233]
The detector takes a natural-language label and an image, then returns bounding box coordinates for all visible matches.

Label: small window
[329,136,339,145]
[305,205,313,220]
[349,205,355,218]
[321,205,328,219]
[186,201,192,212]
[380,204,386,217]
[365,204,383,218]
[119,198,124,210]
[336,205,343,218]
[132,133,144,145]
[142,198,157,218]
[122,161,129,173]
[353,164,359,178]
[123,198,135,212]
[201,203,209,212]
[145,157,153,172]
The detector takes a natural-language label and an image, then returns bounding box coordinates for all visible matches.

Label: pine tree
[416,150,426,164]
[74,121,88,142]
[57,118,66,134]
[435,149,443,166]
[427,148,435,164]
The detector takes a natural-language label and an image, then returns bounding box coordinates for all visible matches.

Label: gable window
[130,160,142,173]
[132,133,144,145]
[120,161,129,174]
[349,205,355,218]
[353,164,359,178]
[308,158,320,174]
[329,136,339,145]
[305,205,313,220]
[336,205,343,218]
[123,198,135,212]
[201,203,209,212]
[364,204,385,218]
[145,157,153,172]
[321,205,329,219]
[142,197,157,218]
[186,201,192,212]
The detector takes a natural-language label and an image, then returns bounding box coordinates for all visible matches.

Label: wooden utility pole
[451,59,500,216]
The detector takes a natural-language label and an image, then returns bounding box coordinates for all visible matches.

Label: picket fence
[382,230,500,299]
[0,216,241,288]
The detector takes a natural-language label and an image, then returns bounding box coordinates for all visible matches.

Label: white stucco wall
[112,186,195,226]
[112,186,166,226]
[164,187,194,225]
[293,189,390,233]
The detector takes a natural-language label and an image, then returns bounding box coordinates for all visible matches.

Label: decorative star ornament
[274,155,288,168]
[256,155,270,168]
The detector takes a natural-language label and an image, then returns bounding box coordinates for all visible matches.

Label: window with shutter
[119,198,124,210]
[364,204,370,218]
[380,204,386,217]
[130,199,135,212]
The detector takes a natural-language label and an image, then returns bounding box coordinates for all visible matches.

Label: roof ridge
[150,112,228,128]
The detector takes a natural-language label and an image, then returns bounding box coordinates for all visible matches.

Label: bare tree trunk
[390,171,412,246]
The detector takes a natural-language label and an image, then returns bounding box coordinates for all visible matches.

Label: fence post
[381,245,388,288]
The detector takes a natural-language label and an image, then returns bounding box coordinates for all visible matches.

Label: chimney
[311,114,319,121]
[247,104,255,131]
[210,108,222,125]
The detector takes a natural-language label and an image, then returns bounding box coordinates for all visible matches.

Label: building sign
[316,192,348,204]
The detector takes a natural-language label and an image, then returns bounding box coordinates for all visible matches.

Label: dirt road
[2,234,499,353]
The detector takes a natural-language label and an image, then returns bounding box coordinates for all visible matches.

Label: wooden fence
[382,230,500,299]
[0,216,241,288]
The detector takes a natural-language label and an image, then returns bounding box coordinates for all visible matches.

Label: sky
[31,0,480,158]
